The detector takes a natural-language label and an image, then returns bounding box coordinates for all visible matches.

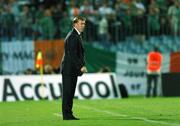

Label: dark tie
[79,34,84,50]
[79,34,83,42]
[79,34,85,63]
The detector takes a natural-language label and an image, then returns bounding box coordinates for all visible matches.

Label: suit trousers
[62,75,77,117]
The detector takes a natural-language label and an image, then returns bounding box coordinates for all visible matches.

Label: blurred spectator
[123,7,133,38]
[9,0,20,39]
[44,64,55,74]
[98,66,111,73]
[156,0,170,35]
[115,0,129,20]
[39,9,55,40]
[68,1,80,19]
[98,0,117,43]
[147,0,160,36]
[98,16,109,47]
[1,4,15,41]
[108,13,120,43]
[24,68,36,75]
[9,0,20,22]
[35,5,45,20]
[115,0,132,41]
[51,3,63,39]
[132,0,146,43]
[0,5,3,39]
[79,0,94,16]
[19,5,33,40]
[59,11,72,38]
[168,1,180,36]
[98,1,115,16]
[80,0,97,42]
[156,0,168,13]
[33,5,45,40]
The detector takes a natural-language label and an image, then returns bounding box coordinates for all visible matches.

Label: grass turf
[0,97,180,126]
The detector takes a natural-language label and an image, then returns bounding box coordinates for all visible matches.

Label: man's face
[74,20,86,33]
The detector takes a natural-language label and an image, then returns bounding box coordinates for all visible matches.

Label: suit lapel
[72,28,84,52]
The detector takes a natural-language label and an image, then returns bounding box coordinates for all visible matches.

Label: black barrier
[118,84,128,98]
[162,73,180,96]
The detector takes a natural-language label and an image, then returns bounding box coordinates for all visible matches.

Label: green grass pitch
[0,97,180,126]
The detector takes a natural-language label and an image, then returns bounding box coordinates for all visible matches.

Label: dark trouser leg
[153,75,158,97]
[69,76,77,113]
[146,74,153,97]
[62,75,77,117]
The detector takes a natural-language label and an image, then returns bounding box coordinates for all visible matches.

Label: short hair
[154,46,159,52]
[73,16,86,24]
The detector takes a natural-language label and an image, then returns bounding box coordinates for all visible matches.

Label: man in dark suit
[60,16,87,120]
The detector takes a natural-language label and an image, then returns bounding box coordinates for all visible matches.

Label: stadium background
[0,0,180,125]
[0,0,180,96]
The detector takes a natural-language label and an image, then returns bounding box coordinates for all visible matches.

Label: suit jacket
[60,28,85,76]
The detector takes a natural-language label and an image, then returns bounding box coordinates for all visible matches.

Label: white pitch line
[80,105,128,117]
[53,113,62,117]
[79,105,180,126]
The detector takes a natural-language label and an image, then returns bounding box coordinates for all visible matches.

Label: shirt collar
[74,27,81,35]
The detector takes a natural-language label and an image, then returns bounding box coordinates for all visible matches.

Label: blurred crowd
[0,0,180,43]
[23,64,111,75]
[24,64,58,75]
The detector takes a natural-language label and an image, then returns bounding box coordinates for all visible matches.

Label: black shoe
[63,115,79,120]
[71,116,80,120]
[63,117,79,120]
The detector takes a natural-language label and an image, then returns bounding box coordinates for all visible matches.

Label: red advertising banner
[170,52,180,72]
[34,40,64,70]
